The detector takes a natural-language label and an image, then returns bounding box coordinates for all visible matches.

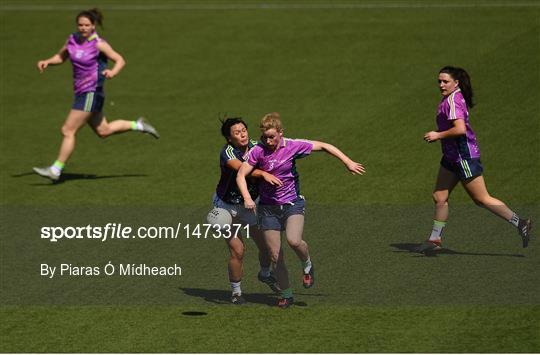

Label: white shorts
[212,193,257,226]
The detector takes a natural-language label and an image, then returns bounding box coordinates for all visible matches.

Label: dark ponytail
[76,8,104,28]
[439,66,474,108]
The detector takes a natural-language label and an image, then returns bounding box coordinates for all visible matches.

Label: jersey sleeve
[290,139,313,159]
[448,92,468,120]
[220,145,238,166]
[247,145,262,166]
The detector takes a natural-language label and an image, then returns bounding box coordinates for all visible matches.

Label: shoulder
[248,143,264,159]
[221,144,238,160]
[448,89,465,106]
[285,137,313,149]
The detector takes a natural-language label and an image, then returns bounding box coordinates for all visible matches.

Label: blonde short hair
[260,112,282,132]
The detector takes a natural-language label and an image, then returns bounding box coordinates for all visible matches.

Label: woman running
[420,66,532,253]
[33,8,159,181]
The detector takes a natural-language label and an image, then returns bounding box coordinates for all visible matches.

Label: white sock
[429,220,446,241]
[259,267,271,278]
[230,281,241,295]
[509,212,520,228]
[303,257,312,274]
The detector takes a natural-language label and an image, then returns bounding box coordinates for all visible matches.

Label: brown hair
[76,8,104,28]
[260,112,282,132]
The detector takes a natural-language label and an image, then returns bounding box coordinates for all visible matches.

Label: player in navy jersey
[33,8,159,182]
[420,66,532,252]
[214,117,287,304]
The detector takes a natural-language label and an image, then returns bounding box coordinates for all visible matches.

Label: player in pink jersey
[237,112,365,308]
[33,8,159,182]
[420,66,532,253]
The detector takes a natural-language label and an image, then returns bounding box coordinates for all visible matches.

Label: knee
[95,126,110,139]
[60,125,76,138]
[471,195,489,207]
[432,191,449,205]
[229,244,244,261]
[287,239,304,249]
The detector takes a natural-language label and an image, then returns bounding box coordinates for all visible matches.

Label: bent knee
[61,125,76,138]
[287,239,304,249]
[432,191,449,204]
[471,196,490,207]
[95,127,111,138]
[229,245,244,260]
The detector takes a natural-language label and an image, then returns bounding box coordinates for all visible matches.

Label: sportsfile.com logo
[40,223,250,242]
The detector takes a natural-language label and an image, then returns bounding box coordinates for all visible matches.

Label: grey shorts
[212,193,257,226]
[258,197,305,231]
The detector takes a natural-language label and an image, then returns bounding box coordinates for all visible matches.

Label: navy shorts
[72,91,104,112]
[258,197,305,231]
[441,156,483,181]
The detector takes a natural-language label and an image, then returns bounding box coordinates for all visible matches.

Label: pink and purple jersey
[247,138,313,205]
[66,32,107,95]
[436,89,480,162]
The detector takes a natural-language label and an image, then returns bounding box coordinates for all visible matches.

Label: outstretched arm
[311,140,365,175]
[37,45,68,73]
[424,119,466,143]
[97,40,126,79]
[236,162,257,211]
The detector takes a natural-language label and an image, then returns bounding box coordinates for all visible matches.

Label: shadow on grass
[179,287,310,307]
[12,171,147,185]
[390,243,524,258]
[179,287,276,306]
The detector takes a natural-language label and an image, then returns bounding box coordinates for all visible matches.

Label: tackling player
[214,117,286,304]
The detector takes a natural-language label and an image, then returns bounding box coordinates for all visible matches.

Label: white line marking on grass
[1,2,540,11]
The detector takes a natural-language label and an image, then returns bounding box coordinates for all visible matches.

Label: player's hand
[37,61,48,73]
[244,198,256,213]
[102,69,116,79]
[262,172,283,186]
[424,131,440,143]
[346,161,365,175]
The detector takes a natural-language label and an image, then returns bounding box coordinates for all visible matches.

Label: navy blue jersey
[216,139,259,204]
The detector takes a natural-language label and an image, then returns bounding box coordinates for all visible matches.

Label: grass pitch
[1,0,539,352]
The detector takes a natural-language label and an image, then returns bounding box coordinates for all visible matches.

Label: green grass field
[1,0,539,352]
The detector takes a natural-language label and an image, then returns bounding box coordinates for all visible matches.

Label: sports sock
[303,257,312,274]
[280,287,293,299]
[428,220,446,241]
[509,212,520,228]
[259,266,271,278]
[130,120,143,131]
[50,160,64,176]
[230,280,241,295]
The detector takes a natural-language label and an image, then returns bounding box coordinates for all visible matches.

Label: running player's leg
[33,109,92,180]
[264,229,288,290]
[88,113,132,137]
[224,233,246,304]
[89,113,159,139]
[250,227,280,293]
[462,175,532,246]
[285,214,314,288]
[264,229,292,307]
[419,164,460,252]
